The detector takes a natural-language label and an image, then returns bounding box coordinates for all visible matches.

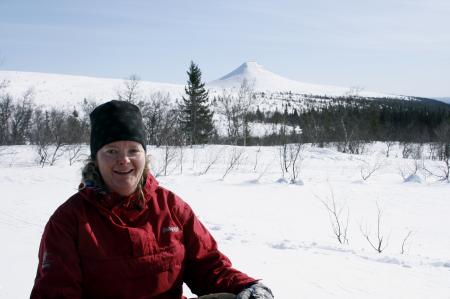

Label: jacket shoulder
[47,192,86,226]
[154,185,194,224]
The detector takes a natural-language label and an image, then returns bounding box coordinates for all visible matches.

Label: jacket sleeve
[179,201,257,295]
[30,202,82,299]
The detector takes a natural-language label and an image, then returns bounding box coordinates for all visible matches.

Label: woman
[31,100,274,299]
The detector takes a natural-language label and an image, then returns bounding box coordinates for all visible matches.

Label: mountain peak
[208,62,394,98]
[219,61,269,80]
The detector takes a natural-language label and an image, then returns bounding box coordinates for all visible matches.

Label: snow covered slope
[0,71,185,108]
[208,62,397,98]
[0,62,403,109]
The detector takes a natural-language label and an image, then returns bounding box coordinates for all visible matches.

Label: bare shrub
[80,98,98,119]
[398,159,421,182]
[10,91,34,145]
[319,188,349,245]
[253,146,261,172]
[335,117,367,155]
[178,145,185,174]
[31,108,68,167]
[140,92,179,146]
[67,144,86,166]
[423,158,450,182]
[385,141,396,158]
[156,146,179,177]
[222,147,246,180]
[0,90,34,145]
[253,159,275,183]
[64,109,89,165]
[401,142,414,159]
[359,157,383,181]
[423,123,450,181]
[201,146,225,175]
[401,143,423,160]
[279,142,305,184]
[401,230,413,255]
[360,203,389,253]
[117,74,141,104]
[427,143,440,160]
[0,93,13,145]
[215,79,255,145]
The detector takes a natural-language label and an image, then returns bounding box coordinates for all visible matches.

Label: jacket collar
[79,173,159,225]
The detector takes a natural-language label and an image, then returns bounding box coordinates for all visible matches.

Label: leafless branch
[117,74,141,104]
[359,203,389,253]
[359,158,383,181]
[201,146,225,175]
[401,230,413,254]
[319,188,349,245]
[67,144,86,166]
[222,147,245,180]
[423,157,450,182]
[279,142,305,184]
[155,145,179,177]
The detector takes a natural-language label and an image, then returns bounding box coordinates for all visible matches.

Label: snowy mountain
[0,62,406,109]
[208,62,397,98]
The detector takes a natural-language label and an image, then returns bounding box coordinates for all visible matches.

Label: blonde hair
[80,156,151,209]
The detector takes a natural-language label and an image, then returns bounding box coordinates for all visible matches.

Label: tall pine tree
[179,61,214,145]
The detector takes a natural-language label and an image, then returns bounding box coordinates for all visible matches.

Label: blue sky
[1,0,449,97]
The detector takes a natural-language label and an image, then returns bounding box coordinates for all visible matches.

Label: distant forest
[246,97,450,147]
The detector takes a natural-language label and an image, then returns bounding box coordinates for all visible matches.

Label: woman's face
[96,140,145,196]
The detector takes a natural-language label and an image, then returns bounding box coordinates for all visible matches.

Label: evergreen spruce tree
[179,61,214,145]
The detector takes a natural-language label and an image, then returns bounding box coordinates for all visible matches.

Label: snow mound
[404,174,422,183]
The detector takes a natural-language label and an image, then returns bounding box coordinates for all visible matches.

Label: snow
[0,62,402,111]
[1,143,450,298]
[208,62,398,98]
[0,70,185,108]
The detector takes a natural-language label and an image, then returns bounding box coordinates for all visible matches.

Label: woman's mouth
[114,169,134,175]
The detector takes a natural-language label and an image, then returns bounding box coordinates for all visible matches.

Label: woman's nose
[117,152,130,164]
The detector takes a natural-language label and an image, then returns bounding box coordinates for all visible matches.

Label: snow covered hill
[0,70,185,108]
[208,61,396,98]
[0,62,404,109]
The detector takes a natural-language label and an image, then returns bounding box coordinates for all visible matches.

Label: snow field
[1,144,449,298]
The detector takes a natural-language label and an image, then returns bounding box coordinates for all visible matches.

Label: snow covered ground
[1,143,449,298]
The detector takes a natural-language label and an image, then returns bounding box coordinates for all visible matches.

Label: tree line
[247,97,450,149]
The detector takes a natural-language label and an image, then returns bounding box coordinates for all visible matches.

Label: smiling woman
[96,141,146,196]
[30,100,273,299]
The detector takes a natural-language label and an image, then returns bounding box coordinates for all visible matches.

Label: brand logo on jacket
[162,226,180,233]
[42,251,51,270]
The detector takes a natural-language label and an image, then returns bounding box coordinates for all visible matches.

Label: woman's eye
[129,149,140,155]
[106,149,117,155]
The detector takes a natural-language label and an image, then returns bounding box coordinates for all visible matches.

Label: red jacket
[31,174,256,299]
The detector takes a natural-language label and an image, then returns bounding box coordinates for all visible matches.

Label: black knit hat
[89,100,146,159]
